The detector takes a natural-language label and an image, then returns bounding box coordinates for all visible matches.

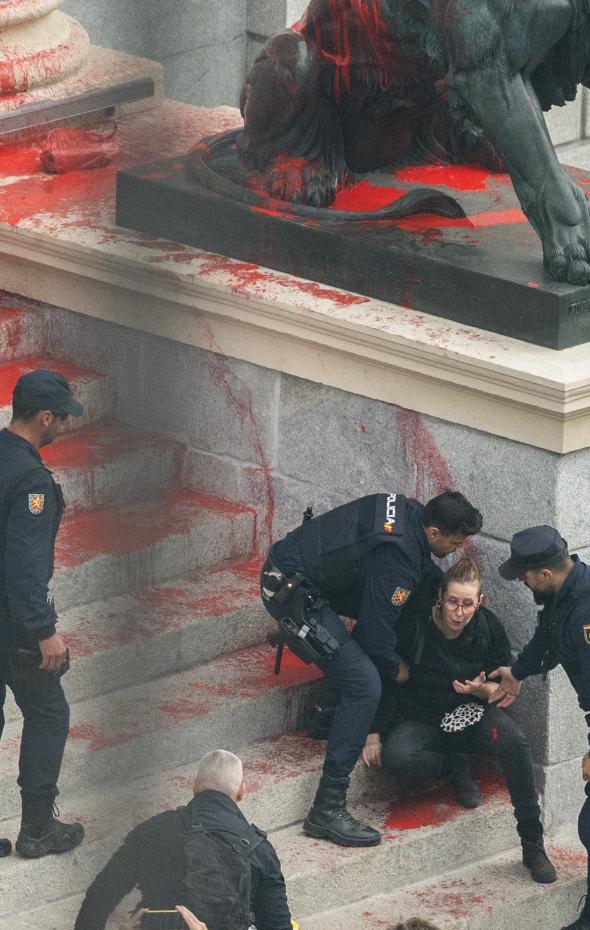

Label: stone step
[0,304,43,362]
[0,647,323,832]
[43,421,183,513]
[19,558,270,709]
[0,730,520,922]
[299,829,587,930]
[50,489,256,612]
[0,354,114,429]
[272,776,519,918]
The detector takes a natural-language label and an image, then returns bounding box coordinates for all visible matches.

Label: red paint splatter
[252,206,296,220]
[0,143,41,176]
[194,252,369,307]
[396,164,508,192]
[384,775,506,831]
[0,165,114,226]
[330,180,406,211]
[490,727,499,742]
[527,281,541,288]
[0,355,100,408]
[393,207,526,232]
[395,408,454,500]
[298,0,397,100]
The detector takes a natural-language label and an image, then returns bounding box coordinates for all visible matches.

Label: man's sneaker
[522,841,557,884]
[0,838,11,857]
[16,818,84,858]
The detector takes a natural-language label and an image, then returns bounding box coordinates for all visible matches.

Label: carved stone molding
[0,0,89,95]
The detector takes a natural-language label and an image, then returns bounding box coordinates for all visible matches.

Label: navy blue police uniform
[0,428,70,811]
[261,493,442,782]
[509,556,590,904]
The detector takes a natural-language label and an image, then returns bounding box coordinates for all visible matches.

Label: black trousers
[578,787,590,891]
[261,565,382,780]
[382,705,541,833]
[0,654,70,803]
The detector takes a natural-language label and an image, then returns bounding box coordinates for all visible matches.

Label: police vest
[298,493,428,610]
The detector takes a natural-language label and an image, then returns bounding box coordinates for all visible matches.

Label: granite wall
[42,302,589,833]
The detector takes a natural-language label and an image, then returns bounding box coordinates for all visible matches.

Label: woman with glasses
[362,557,556,884]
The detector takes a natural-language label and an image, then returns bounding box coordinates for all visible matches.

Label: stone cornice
[1,218,589,454]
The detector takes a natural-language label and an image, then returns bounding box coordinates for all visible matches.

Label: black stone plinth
[116,155,590,349]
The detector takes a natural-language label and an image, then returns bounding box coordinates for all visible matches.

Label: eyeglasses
[443,596,477,610]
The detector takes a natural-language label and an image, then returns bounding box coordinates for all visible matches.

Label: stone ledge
[0,97,589,454]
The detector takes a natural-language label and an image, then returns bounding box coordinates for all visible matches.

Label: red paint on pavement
[413,883,490,920]
[55,489,253,567]
[194,252,369,307]
[384,775,506,832]
[330,180,406,211]
[396,164,507,192]
[0,143,41,175]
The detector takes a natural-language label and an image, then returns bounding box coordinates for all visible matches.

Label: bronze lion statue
[192,0,590,284]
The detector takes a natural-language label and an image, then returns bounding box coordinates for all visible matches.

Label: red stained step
[0,305,43,360]
[55,488,253,568]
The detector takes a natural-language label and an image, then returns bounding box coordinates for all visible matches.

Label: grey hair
[195,750,243,798]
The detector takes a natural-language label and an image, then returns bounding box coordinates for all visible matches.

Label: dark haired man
[491,526,590,929]
[0,370,85,858]
[261,490,482,847]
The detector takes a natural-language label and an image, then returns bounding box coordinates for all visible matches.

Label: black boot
[303,775,381,847]
[16,796,84,859]
[447,754,481,808]
[519,819,557,884]
[0,838,10,858]
[560,896,590,929]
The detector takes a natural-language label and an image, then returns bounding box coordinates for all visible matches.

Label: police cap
[498,525,567,580]
[13,369,84,417]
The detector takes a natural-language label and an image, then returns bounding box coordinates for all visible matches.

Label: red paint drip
[490,727,499,742]
[330,180,406,211]
[299,0,396,100]
[200,320,274,552]
[396,164,508,192]
[395,409,455,500]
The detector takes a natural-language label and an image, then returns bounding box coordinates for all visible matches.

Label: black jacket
[269,494,441,676]
[373,606,512,730]
[0,428,64,650]
[74,790,292,930]
[512,556,590,746]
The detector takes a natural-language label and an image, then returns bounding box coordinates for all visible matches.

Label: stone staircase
[0,301,585,930]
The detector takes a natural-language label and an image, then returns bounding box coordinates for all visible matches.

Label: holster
[263,566,341,673]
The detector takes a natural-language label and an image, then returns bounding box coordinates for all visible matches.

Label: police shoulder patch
[28,493,45,515]
[392,587,411,607]
[583,624,590,645]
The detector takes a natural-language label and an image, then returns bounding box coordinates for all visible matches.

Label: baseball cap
[498,525,567,580]
[12,369,84,417]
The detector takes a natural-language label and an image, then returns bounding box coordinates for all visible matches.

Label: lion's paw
[268,156,338,207]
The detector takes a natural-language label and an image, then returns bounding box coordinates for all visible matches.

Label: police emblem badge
[584,624,590,645]
[391,587,411,607]
[28,493,45,515]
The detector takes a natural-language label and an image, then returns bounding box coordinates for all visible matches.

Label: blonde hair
[440,557,482,599]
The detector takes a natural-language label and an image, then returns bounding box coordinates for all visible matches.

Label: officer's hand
[38,633,68,671]
[487,666,522,708]
[176,905,208,929]
[583,754,590,783]
[362,733,382,768]
[394,661,410,684]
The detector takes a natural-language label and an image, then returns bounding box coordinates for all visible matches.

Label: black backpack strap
[227,823,266,858]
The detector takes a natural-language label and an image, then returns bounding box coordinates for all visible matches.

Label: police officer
[491,526,590,929]
[0,370,85,858]
[261,490,483,847]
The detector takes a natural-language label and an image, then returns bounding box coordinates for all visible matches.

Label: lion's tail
[188,130,466,223]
